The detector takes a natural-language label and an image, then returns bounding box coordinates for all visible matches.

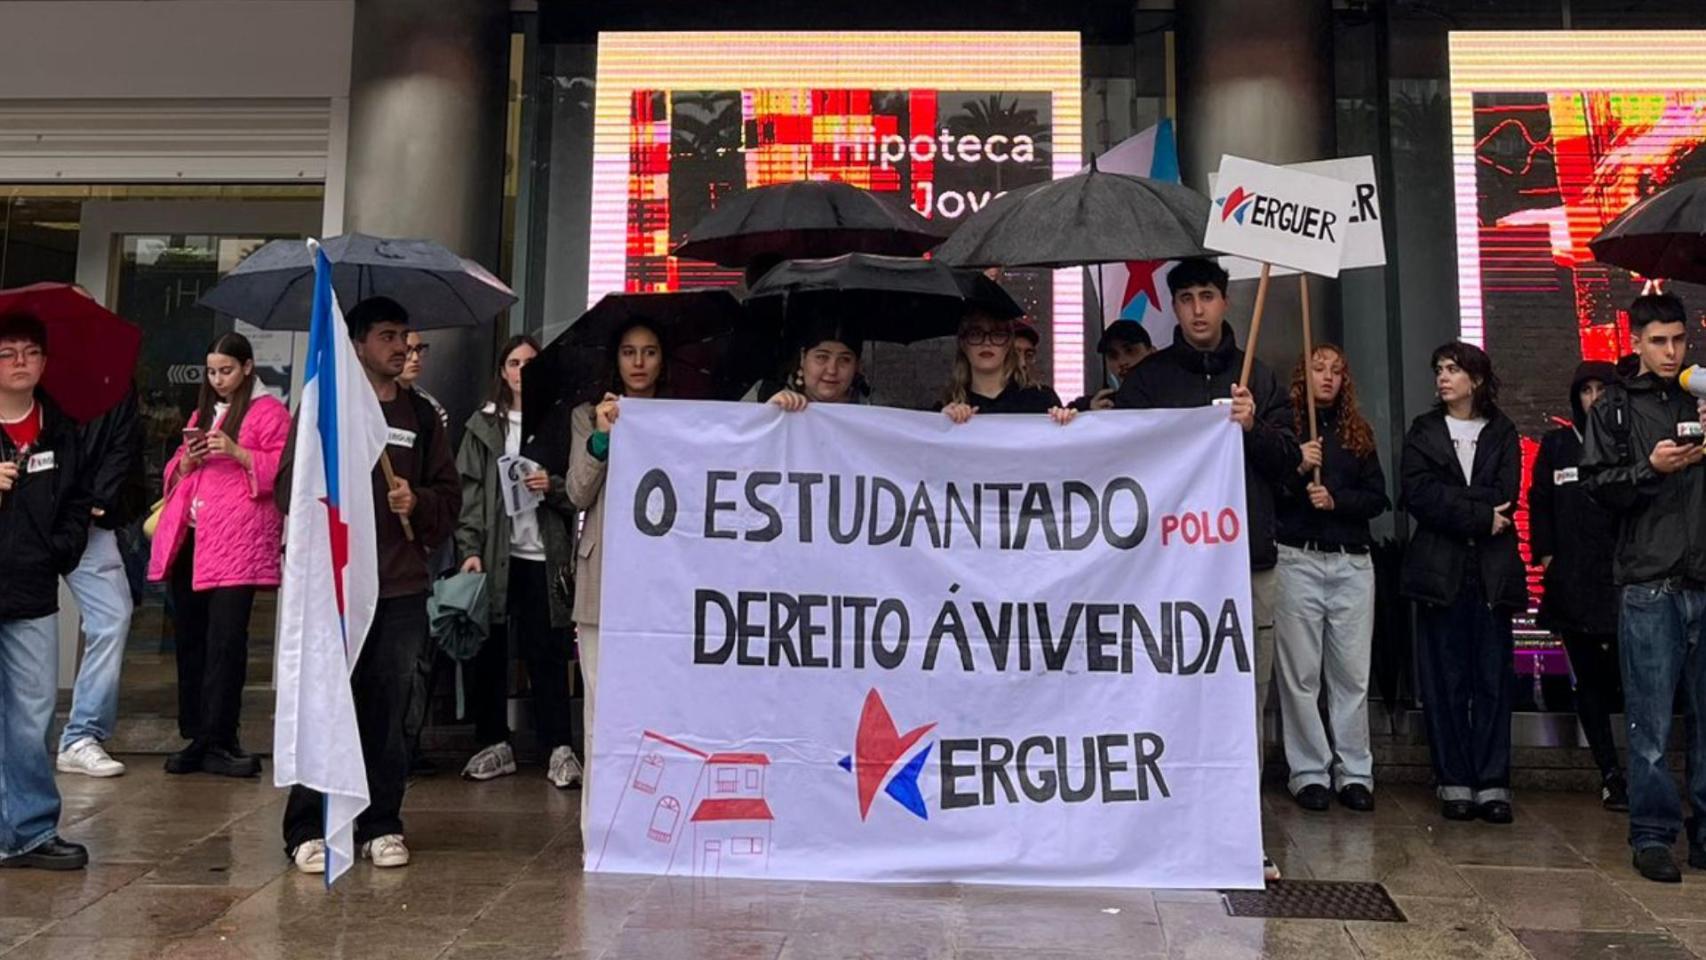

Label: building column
[342,0,510,425]
[1175,0,1336,372]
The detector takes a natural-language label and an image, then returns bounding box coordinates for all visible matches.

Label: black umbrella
[520,290,749,447]
[933,159,1210,269]
[1589,177,1706,283]
[199,233,516,329]
[673,180,948,268]
[745,253,1021,350]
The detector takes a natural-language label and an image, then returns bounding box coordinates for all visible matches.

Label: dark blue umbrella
[198,233,516,330]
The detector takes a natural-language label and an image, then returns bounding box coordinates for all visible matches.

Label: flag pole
[1300,273,1321,485]
[380,451,416,542]
[1238,262,1272,388]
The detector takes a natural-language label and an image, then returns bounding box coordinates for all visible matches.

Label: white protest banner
[497,453,543,518]
[1203,155,1355,278]
[587,399,1263,889]
[1219,156,1385,280]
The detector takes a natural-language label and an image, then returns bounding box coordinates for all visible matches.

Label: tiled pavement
[3,764,1705,959]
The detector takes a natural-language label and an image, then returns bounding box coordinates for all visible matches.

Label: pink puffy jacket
[147,394,290,590]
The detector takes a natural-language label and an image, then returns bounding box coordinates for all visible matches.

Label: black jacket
[1398,408,1527,610]
[78,386,146,530]
[1,396,93,620]
[1530,361,1619,634]
[1580,371,1706,586]
[1276,405,1390,549]
[1115,323,1299,570]
[968,383,1061,414]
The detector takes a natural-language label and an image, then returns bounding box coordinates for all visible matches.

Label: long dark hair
[607,318,668,397]
[1430,340,1500,417]
[1290,344,1377,458]
[489,334,541,436]
[196,332,257,438]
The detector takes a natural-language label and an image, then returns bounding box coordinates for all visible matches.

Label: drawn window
[731,837,764,855]
[716,767,739,793]
[634,753,664,794]
[745,769,759,790]
[646,797,681,843]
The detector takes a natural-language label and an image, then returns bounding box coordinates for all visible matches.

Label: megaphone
[1681,365,1706,400]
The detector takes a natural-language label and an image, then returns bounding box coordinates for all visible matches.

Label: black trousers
[284,593,429,849]
[1562,630,1625,781]
[169,532,257,747]
[465,559,575,752]
[1416,570,1515,797]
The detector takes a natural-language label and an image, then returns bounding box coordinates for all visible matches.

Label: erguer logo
[839,689,935,821]
[1217,184,1339,242]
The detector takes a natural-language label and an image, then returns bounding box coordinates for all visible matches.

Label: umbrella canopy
[520,289,750,444]
[0,283,141,423]
[1589,177,1706,284]
[428,570,489,662]
[673,180,948,268]
[198,233,516,330]
[745,253,1022,350]
[933,160,1210,269]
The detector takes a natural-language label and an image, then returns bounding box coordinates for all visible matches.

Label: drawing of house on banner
[592,732,775,878]
[686,754,774,877]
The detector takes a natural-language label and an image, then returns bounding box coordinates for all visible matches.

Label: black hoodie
[1530,362,1619,633]
[1114,322,1300,571]
[1,394,93,620]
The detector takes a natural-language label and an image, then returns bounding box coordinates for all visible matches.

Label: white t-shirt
[1446,415,1488,482]
[505,411,546,561]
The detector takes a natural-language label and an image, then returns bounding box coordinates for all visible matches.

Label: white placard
[1217,156,1386,280]
[497,453,542,518]
[1203,155,1356,278]
[587,399,1263,890]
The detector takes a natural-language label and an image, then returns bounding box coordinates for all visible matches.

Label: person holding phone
[455,336,581,789]
[147,332,290,778]
[1400,341,1526,825]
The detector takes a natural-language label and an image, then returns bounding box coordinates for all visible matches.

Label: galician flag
[272,241,390,885]
[1091,120,1184,355]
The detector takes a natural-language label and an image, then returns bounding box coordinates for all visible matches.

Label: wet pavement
[3,763,1705,959]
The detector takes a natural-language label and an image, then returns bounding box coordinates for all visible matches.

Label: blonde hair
[942,313,1033,406]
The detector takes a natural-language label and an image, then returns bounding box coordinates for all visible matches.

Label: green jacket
[454,406,576,629]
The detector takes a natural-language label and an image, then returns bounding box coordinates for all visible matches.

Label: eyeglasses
[0,347,45,366]
[406,344,431,358]
[960,329,1012,346]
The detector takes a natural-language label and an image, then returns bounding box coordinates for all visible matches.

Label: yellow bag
[142,497,166,539]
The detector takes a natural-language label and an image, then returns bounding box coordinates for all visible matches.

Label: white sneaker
[362,834,410,868]
[293,839,326,875]
[547,746,584,789]
[461,742,516,781]
[1263,855,1282,882]
[57,738,126,778]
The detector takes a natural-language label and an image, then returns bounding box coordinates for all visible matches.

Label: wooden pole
[380,450,416,542]
[1238,262,1273,388]
[1300,273,1322,486]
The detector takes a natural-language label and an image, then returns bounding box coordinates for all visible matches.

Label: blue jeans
[0,614,63,856]
[59,528,134,749]
[1619,580,1706,852]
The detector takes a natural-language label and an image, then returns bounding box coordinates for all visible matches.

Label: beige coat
[567,401,608,626]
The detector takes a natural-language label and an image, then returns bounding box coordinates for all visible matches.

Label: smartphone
[1677,421,1704,446]
[183,427,208,450]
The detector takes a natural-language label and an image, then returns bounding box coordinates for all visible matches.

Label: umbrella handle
[380,450,416,542]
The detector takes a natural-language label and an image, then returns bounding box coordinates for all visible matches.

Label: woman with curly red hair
[1274,344,1391,814]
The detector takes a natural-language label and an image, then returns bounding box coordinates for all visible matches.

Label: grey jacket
[455,406,576,629]
[567,401,607,626]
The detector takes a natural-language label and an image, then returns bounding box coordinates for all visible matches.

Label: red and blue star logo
[839,689,935,821]
[1217,186,1255,223]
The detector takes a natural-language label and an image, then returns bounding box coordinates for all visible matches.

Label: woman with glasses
[147,332,290,778]
[399,333,448,432]
[455,335,582,789]
[941,311,1075,424]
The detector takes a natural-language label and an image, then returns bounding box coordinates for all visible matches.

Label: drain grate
[1221,880,1407,922]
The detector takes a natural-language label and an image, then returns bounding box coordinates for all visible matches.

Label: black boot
[1601,773,1630,813]
[0,837,89,871]
[1634,846,1682,883]
[202,743,262,778]
[164,740,207,775]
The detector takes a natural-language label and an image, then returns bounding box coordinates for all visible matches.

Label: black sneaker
[1602,775,1630,812]
[1442,799,1477,821]
[164,741,206,775]
[1635,846,1683,883]
[1338,784,1376,813]
[1294,784,1332,812]
[1689,843,1705,870]
[202,745,262,779]
[0,837,89,871]
[1478,800,1514,825]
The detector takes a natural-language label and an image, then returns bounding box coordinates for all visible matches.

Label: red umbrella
[0,283,142,423]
